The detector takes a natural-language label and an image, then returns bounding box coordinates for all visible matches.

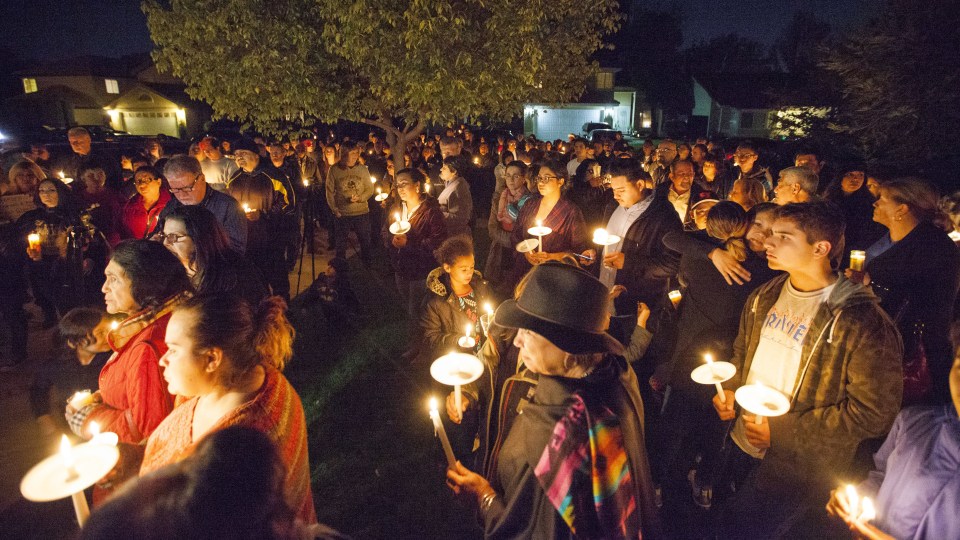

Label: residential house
[523,68,651,141]
[9,54,208,139]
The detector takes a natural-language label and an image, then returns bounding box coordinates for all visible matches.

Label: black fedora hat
[495,262,624,355]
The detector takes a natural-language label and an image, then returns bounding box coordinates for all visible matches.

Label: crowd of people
[1,124,959,539]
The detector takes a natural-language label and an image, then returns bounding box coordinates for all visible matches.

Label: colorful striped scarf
[534,392,641,539]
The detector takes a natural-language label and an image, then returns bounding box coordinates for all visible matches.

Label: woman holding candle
[160,205,269,307]
[382,168,447,317]
[16,177,83,324]
[446,262,661,539]
[66,241,191,446]
[484,160,531,290]
[421,235,494,359]
[825,344,960,540]
[139,294,316,524]
[508,159,588,288]
[850,178,960,404]
[120,166,171,240]
[823,168,884,267]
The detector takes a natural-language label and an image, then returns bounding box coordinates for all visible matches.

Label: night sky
[0,0,880,61]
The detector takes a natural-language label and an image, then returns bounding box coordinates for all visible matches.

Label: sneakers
[688,469,713,510]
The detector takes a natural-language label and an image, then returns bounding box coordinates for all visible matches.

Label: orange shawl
[140,367,316,524]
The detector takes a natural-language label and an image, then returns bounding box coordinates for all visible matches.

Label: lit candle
[88,421,118,447]
[109,320,119,330]
[303,178,310,187]
[593,228,609,245]
[425,182,431,193]
[58,171,73,185]
[242,203,253,214]
[458,323,476,350]
[536,219,544,253]
[849,250,865,272]
[473,157,479,165]
[370,176,377,184]
[705,354,726,403]
[845,484,860,517]
[859,497,876,522]
[69,390,93,410]
[60,435,77,479]
[428,398,456,467]
[669,290,682,308]
[27,233,41,251]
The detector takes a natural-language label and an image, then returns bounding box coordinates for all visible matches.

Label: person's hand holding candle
[446,461,496,510]
[446,391,472,424]
[742,413,772,449]
[602,251,625,270]
[392,233,407,248]
[713,389,736,420]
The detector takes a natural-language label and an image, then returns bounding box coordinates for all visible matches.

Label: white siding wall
[525,107,603,141]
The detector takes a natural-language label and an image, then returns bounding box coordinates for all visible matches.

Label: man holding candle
[708,202,903,538]
[582,159,680,331]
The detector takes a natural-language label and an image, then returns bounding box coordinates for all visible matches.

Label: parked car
[581,122,612,138]
[587,129,623,143]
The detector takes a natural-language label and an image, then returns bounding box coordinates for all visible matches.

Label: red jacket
[121,189,171,240]
[86,311,175,444]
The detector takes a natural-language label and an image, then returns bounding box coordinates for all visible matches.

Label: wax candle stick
[705,354,726,403]
[457,323,476,350]
[536,220,544,253]
[668,290,682,308]
[69,390,93,410]
[428,398,456,467]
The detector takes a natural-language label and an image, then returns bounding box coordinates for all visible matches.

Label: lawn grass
[285,257,483,539]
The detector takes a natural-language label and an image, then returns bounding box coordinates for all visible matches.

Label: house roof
[693,73,817,110]
[17,53,153,78]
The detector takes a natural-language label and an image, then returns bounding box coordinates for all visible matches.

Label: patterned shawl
[533,391,641,539]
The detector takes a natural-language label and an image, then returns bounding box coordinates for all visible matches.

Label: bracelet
[479,490,497,514]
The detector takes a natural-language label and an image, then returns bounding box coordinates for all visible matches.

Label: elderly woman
[849,178,960,405]
[447,262,661,539]
[140,294,316,524]
[382,168,447,316]
[160,205,269,307]
[121,166,171,240]
[66,241,191,444]
[2,159,44,196]
[509,159,588,287]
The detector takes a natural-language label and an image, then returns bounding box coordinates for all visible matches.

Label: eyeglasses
[168,174,201,194]
[134,177,158,186]
[535,175,562,184]
[157,232,190,244]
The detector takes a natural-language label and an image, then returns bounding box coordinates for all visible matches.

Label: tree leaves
[143,0,621,135]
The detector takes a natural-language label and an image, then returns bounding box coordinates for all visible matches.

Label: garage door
[531,108,600,141]
[122,111,179,137]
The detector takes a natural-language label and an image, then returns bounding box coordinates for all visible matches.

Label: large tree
[143,0,620,163]
[818,0,960,163]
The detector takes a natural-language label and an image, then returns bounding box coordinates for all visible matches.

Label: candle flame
[465,323,473,337]
[110,320,119,330]
[59,434,72,461]
[485,303,493,316]
[394,212,400,222]
[377,187,382,194]
[536,219,543,227]
[58,171,65,179]
[370,176,377,183]
[705,353,714,364]
[859,497,876,522]
[89,421,100,437]
[429,397,439,412]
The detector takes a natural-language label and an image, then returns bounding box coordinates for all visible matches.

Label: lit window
[23,78,37,94]
[596,72,614,89]
[105,79,119,94]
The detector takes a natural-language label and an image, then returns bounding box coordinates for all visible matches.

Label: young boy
[30,307,113,436]
[711,202,902,538]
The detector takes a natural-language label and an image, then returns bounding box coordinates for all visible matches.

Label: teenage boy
[712,202,902,538]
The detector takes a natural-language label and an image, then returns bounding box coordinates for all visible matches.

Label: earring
[895,214,902,222]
